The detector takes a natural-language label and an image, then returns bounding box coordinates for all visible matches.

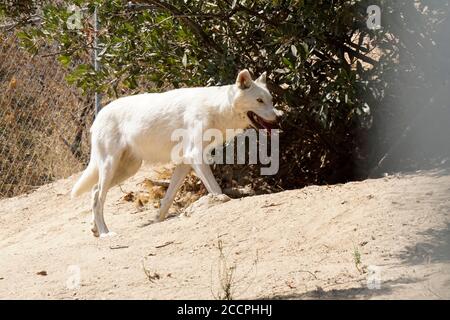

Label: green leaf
[58,55,71,67]
[282,57,294,69]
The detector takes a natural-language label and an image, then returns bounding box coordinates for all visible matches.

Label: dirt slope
[1,167,450,300]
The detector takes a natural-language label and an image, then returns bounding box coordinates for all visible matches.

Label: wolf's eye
[257,98,264,103]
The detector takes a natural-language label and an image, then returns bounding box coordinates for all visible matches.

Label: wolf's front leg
[180,163,231,217]
[158,164,191,221]
[191,163,222,194]
[191,164,231,203]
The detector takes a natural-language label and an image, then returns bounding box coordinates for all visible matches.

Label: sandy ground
[1,166,450,300]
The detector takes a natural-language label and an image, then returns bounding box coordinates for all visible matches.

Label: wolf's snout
[247,111,278,132]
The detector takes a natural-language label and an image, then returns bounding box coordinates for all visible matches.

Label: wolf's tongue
[261,122,272,135]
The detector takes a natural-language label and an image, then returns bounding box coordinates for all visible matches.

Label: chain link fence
[0,31,93,198]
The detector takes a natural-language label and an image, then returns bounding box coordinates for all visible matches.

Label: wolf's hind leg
[91,184,100,237]
[111,149,142,187]
[93,154,120,237]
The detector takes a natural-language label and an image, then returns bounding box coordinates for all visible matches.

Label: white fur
[71,69,277,237]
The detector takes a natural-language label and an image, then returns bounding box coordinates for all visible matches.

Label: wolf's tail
[71,161,98,198]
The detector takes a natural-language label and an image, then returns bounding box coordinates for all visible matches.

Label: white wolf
[71,69,278,237]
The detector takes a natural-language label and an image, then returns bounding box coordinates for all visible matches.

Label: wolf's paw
[91,228,100,237]
[99,231,117,238]
[210,194,231,203]
[183,193,231,217]
[91,224,99,237]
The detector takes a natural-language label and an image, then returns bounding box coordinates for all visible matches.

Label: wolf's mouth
[247,111,277,134]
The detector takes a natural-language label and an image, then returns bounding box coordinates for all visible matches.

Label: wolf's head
[233,69,278,133]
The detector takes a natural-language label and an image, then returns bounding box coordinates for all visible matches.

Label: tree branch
[133,0,224,54]
[339,42,378,66]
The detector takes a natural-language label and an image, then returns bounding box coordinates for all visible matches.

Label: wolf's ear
[236,69,252,89]
[255,72,267,85]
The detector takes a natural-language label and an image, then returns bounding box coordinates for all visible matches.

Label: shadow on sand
[267,276,422,300]
[398,222,450,265]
